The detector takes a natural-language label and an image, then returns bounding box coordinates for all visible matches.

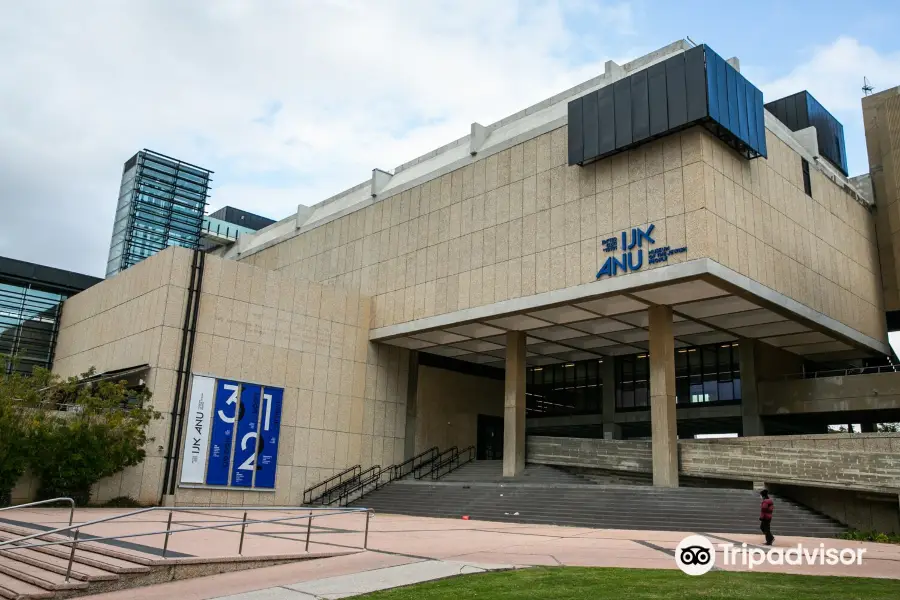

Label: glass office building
[0,257,100,375]
[106,150,213,278]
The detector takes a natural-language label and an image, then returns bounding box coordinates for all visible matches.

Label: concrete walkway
[213,560,513,599]
[7,510,893,600]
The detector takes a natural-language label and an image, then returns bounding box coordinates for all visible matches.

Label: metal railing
[415,447,457,479]
[303,465,362,505]
[332,448,443,507]
[0,498,75,527]
[0,505,373,583]
[774,364,900,381]
[336,466,387,507]
[393,447,439,480]
[430,446,476,480]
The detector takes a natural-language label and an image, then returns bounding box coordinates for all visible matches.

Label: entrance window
[615,354,649,410]
[526,360,602,416]
[617,342,742,409]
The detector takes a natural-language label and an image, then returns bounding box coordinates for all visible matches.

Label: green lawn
[360,567,900,599]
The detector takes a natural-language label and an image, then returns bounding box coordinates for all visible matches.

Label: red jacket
[760,498,774,521]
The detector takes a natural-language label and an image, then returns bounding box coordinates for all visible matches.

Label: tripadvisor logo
[676,535,716,575]
[675,535,867,575]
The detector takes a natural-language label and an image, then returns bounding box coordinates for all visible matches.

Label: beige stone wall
[51,246,410,507]
[863,86,900,312]
[53,248,192,504]
[414,365,503,454]
[242,124,884,344]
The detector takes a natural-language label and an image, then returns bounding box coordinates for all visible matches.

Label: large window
[616,343,742,410]
[0,281,67,375]
[615,354,649,409]
[526,360,603,416]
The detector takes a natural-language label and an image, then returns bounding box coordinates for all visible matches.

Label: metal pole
[65,530,79,583]
[68,500,74,526]
[238,511,248,555]
[162,511,173,558]
[305,511,312,551]
[364,511,370,550]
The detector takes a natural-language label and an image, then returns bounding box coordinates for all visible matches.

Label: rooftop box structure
[765,91,848,175]
[568,44,767,166]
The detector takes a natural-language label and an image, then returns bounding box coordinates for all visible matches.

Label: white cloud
[0,0,633,275]
[752,37,900,176]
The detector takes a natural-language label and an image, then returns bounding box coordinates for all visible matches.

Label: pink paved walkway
[4,508,899,599]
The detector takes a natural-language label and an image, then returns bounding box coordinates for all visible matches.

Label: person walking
[759,489,775,546]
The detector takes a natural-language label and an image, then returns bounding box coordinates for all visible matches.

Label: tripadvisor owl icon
[675,535,716,575]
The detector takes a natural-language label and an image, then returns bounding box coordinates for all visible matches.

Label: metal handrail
[773,364,900,381]
[0,505,374,583]
[0,497,75,527]
[431,445,476,480]
[393,447,439,480]
[336,466,385,507]
[415,447,457,479]
[328,465,379,506]
[303,465,361,504]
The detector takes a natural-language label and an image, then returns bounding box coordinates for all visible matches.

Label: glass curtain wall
[615,342,742,410]
[523,342,742,416]
[106,150,212,277]
[526,360,603,416]
[0,281,67,375]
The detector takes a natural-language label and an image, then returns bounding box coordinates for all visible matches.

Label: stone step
[0,532,150,575]
[351,464,846,537]
[0,571,54,600]
[0,558,88,592]
[358,506,844,535]
[361,498,840,525]
[0,547,118,583]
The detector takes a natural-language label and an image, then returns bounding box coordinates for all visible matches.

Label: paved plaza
[5,507,896,599]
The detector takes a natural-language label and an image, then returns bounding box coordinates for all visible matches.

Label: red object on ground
[462,515,470,520]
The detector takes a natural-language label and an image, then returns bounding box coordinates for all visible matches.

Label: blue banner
[231,384,262,488]
[254,387,284,489]
[206,379,240,486]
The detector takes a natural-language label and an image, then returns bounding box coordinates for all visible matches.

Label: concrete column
[503,331,527,477]
[649,305,679,488]
[861,422,877,433]
[404,351,420,459]
[739,339,764,437]
[601,358,621,439]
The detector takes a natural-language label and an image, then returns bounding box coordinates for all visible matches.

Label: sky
[2,1,900,279]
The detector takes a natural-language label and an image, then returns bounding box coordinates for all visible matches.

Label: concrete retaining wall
[528,433,900,493]
[759,372,900,414]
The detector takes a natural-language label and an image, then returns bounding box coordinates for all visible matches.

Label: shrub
[839,529,900,545]
[100,496,146,508]
[0,357,51,506]
[0,364,159,506]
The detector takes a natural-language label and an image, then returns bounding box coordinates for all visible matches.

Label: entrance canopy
[372,259,889,369]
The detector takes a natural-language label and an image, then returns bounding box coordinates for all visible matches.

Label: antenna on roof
[686,36,698,47]
[863,77,874,96]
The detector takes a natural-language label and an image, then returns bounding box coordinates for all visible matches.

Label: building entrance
[477,414,504,460]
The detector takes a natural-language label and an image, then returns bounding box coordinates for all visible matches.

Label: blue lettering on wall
[596,223,685,279]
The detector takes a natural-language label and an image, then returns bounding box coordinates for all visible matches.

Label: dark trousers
[760,519,774,544]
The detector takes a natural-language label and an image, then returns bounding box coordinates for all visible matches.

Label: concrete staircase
[0,519,161,600]
[351,460,847,537]
[0,518,315,600]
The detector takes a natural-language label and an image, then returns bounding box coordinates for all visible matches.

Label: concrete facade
[20,44,900,514]
[863,85,900,312]
[413,365,503,453]
[52,247,409,506]
[239,122,884,346]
